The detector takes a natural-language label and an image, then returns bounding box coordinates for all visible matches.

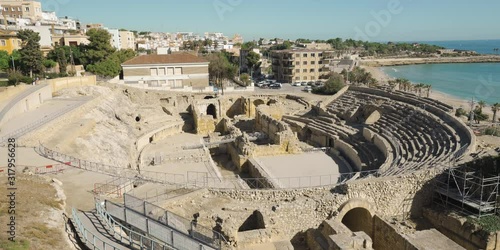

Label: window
[295,53,300,57]
[311,76,316,80]
[1,40,6,46]
[303,53,308,57]
[150,68,158,76]
[168,79,175,86]
[310,69,315,73]
[158,68,166,76]
[174,67,182,75]
[319,53,323,57]
[3,8,7,12]
[295,61,300,65]
[311,61,315,65]
[311,53,316,57]
[25,7,29,12]
[167,67,174,75]
[303,76,307,80]
[303,69,307,73]
[295,77,300,80]
[11,7,15,11]
[303,61,307,65]
[295,69,300,73]
[319,61,323,64]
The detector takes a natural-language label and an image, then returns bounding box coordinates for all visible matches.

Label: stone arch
[337,199,376,238]
[253,99,265,107]
[302,128,313,142]
[207,104,217,119]
[267,99,277,106]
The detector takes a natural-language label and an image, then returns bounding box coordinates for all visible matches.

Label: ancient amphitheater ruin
[2,77,499,250]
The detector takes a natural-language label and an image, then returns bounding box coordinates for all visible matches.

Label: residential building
[121,52,209,88]
[271,49,333,83]
[0,28,21,53]
[0,0,42,22]
[85,23,103,31]
[59,16,80,30]
[40,11,57,24]
[105,28,120,50]
[302,42,333,51]
[119,30,135,50]
[52,32,89,47]
[231,34,243,44]
[22,24,51,47]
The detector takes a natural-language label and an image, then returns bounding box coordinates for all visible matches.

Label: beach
[363,65,495,117]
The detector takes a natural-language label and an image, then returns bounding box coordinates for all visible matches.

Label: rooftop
[122,53,208,66]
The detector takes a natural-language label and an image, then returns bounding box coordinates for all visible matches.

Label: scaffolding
[434,167,500,218]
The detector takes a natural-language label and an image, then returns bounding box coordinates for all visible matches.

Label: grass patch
[0,239,30,250]
[0,80,9,87]
[467,215,500,233]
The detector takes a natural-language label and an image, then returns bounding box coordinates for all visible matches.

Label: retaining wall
[49,75,97,93]
[0,83,52,128]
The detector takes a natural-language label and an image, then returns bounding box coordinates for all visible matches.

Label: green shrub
[484,127,500,137]
[7,71,33,86]
[455,108,467,117]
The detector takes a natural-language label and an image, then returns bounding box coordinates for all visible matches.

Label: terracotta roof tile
[122,53,208,65]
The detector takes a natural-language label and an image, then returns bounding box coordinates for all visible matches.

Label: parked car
[301,82,308,86]
[256,81,267,87]
[269,83,281,89]
[315,81,323,86]
[307,81,315,86]
[303,86,313,92]
[292,82,301,87]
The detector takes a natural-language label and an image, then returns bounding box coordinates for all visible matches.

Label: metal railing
[37,143,384,190]
[121,194,225,249]
[71,208,122,250]
[95,200,175,250]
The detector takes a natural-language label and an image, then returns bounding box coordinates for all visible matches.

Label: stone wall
[49,75,97,93]
[372,215,413,250]
[0,84,29,103]
[0,83,52,128]
[334,140,363,171]
[254,106,301,154]
[136,121,184,152]
[363,128,393,172]
[423,208,500,250]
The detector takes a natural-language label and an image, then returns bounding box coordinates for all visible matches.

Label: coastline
[359,55,500,67]
[363,65,495,117]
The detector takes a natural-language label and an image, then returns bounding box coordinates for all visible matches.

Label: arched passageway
[341,207,373,238]
[253,99,265,107]
[207,104,217,119]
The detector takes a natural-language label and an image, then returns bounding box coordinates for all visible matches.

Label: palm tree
[492,103,500,123]
[425,84,432,98]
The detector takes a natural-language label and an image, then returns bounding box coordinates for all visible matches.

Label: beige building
[119,30,135,50]
[0,0,42,21]
[121,53,209,88]
[52,33,89,47]
[271,49,334,83]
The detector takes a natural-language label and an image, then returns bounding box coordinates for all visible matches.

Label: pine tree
[17,30,43,77]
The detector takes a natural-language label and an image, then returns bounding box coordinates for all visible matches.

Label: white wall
[22,25,52,47]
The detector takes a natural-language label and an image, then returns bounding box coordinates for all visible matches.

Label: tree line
[2,29,137,86]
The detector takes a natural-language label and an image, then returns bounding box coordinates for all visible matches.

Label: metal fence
[95,200,174,250]
[39,143,448,191]
[71,208,122,250]
[122,194,225,249]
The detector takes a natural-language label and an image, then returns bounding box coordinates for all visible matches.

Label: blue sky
[47,0,500,41]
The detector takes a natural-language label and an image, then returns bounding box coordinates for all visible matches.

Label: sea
[381,40,500,104]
